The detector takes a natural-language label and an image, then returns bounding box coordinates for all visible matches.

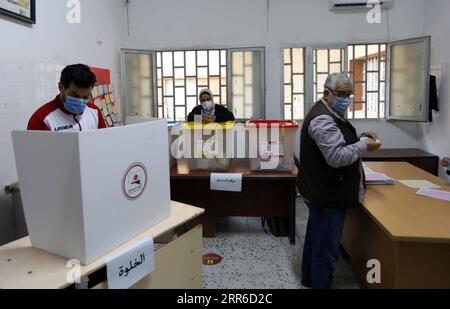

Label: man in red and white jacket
[28,64,106,131]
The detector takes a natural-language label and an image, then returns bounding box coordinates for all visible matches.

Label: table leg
[202,217,219,238]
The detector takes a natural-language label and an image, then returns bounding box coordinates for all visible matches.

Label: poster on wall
[0,0,35,24]
[90,67,122,128]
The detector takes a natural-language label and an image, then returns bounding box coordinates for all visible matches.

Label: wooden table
[0,202,204,289]
[362,148,439,176]
[170,159,298,244]
[342,162,450,289]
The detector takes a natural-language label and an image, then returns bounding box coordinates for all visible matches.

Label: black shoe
[300,280,312,289]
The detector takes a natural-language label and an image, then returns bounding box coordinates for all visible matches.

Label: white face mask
[202,100,214,111]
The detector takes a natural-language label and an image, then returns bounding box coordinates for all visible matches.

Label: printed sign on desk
[210,173,243,192]
[106,237,155,289]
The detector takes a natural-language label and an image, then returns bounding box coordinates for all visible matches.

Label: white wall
[125,0,427,152]
[0,0,126,244]
[419,0,450,180]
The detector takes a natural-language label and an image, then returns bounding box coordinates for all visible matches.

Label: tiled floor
[202,198,361,289]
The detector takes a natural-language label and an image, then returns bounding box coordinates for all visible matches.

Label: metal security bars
[156,49,227,122]
[283,44,388,120]
[348,44,387,119]
[387,37,430,122]
[313,47,346,103]
[121,50,156,119]
[283,48,305,120]
[122,48,265,122]
[229,47,265,120]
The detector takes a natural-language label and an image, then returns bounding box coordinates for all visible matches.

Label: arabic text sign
[106,237,155,289]
[210,173,243,192]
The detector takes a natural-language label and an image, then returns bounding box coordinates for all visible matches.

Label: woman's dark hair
[60,64,97,89]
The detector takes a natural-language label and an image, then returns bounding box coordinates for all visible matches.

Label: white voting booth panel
[126,117,178,168]
[12,121,171,265]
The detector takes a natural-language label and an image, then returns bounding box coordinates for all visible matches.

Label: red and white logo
[122,163,148,201]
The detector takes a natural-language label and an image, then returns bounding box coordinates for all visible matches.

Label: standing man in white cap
[187,88,235,124]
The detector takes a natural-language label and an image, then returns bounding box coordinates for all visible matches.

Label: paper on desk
[363,163,375,174]
[398,180,441,189]
[210,173,243,192]
[365,172,395,185]
[416,188,450,202]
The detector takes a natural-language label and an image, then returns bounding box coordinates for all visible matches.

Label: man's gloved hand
[362,132,379,140]
[364,138,382,152]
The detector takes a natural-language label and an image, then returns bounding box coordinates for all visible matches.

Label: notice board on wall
[90,67,122,127]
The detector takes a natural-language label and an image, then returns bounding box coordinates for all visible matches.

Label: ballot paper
[398,180,441,189]
[211,173,243,192]
[361,137,381,145]
[363,163,375,174]
[365,172,395,185]
[416,188,450,202]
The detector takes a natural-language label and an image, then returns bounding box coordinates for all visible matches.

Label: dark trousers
[301,201,346,289]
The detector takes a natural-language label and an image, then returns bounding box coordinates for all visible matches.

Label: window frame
[282,42,395,121]
[347,42,388,120]
[227,46,266,122]
[386,36,431,122]
[280,44,308,121]
[310,44,348,110]
[155,48,228,122]
[121,46,266,122]
[281,44,348,120]
[120,48,157,119]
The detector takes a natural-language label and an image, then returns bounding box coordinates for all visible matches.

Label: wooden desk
[0,202,204,289]
[362,148,439,176]
[342,162,450,289]
[170,159,298,244]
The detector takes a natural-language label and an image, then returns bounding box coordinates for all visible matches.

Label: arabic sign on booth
[106,237,155,289]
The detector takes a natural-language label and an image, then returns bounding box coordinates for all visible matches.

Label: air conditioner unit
[330,0,393,10]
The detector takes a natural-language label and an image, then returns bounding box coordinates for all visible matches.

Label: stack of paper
[363,163,375,174]
[416,188,450,202]
[365,172,396,185]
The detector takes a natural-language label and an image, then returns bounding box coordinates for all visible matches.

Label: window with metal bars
[313,47,346,103]
[283,44,387,120]
[156,49,228,122]
[348,44,387,119]
[283,48,305,120]
[122,47,265,122]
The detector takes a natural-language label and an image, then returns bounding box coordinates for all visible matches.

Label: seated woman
[187,88,235,124]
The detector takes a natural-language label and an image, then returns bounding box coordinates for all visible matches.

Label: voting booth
[11,120,171,265]
[126,117,179,168]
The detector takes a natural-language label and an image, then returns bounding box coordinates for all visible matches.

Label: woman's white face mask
[202,100,214,111]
